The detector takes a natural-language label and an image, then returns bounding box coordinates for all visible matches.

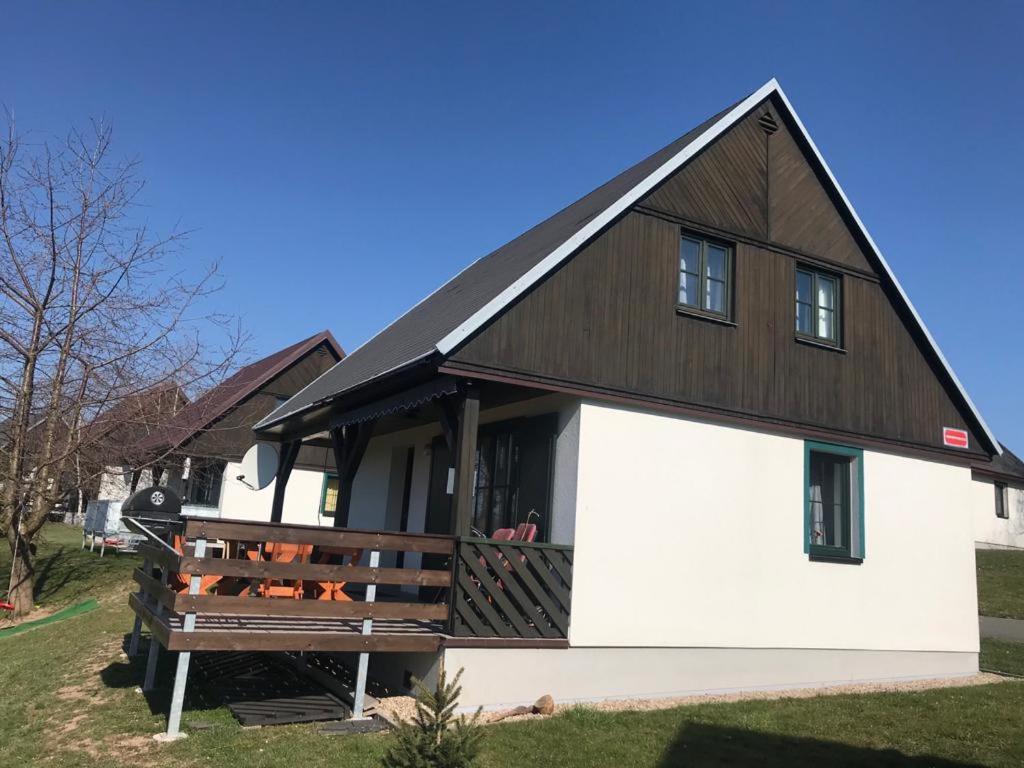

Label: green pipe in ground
[0,598,99,639]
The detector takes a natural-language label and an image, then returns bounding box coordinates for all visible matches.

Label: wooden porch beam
[330,420,376,528]
[450,386,479,537]
[438,397,459,453]
[269,440,301,523]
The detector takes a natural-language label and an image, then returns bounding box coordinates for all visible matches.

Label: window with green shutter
[804,441,864,562]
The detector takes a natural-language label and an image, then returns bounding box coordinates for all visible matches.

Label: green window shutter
[804,440,865,561]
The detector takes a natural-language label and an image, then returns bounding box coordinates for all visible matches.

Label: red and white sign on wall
[943,427,970,449]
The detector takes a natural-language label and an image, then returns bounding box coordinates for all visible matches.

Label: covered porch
[127,372,578,737]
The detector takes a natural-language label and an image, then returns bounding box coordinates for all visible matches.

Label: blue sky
[3,2,1022,449]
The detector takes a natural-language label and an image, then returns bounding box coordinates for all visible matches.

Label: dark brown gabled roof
[974,444,1024,486]
[138,330,343,456]
[254,97,744,432]
[255,78,999,456]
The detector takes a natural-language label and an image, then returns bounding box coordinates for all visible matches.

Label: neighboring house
[971,444,1024,550]
[143,79,1007,712]
[83,383,190,497]
[96,331,344,524]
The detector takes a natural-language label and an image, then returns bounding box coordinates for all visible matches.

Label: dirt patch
[56,683,97,703]
[46,635,168,766]
[58,713,89,735]
[376,672,1010,726]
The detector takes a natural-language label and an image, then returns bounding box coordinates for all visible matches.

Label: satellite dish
[237,442,280,491]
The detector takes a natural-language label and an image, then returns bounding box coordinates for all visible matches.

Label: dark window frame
[183,458,226,508]
[995,482,1008,519]
[677,230,735,322]
[804,440,864,563]
[796,265,842,347]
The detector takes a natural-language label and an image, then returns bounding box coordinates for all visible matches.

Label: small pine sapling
[381,667,483,768]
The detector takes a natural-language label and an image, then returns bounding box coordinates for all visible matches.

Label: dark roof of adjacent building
[139,330,343,455]
[254,78,1000,456]
[81,383,189,448]
[975,444,1024,485]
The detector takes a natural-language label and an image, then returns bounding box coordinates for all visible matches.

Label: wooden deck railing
[129,519,456,652]
[450,537,573,640]
[129,519,574,649]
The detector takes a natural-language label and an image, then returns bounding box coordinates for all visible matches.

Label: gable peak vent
[758,112,778,135]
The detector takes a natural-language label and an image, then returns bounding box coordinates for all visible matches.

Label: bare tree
[0,114,244,616]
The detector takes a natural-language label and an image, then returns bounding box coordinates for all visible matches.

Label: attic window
[758,112,779,135]
[796,266,841,346]
[678,231,733,321]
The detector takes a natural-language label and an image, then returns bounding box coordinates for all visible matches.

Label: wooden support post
[270,441,301,523]
[352,549,380,720]
[450,386,479,538]
[127,556,152,657]
[330,420,376,528]
[160,536,206,741]
[438,397,459,453]
[142,565,170,691]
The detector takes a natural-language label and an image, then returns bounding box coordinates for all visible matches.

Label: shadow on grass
[100,636,233,719]
[0,531,138,607]
[657,722,982,767]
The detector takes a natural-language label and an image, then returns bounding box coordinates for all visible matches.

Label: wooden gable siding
[641,97,871,274]
[767,107,871,272]
[183,344,338,461]
[448,209,985,458]
[643,107,768,240]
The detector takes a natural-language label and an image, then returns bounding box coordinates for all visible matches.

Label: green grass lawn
[4,525,1024,767]
[976,549,1024,619]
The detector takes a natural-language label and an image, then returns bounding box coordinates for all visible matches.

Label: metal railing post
[160,535,205,741]
[352,549,379,720]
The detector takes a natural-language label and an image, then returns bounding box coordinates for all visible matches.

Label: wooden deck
[131,593,446,652]
[129,517,573,655]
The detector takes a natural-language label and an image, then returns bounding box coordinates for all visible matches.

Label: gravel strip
[375,672,1009,726]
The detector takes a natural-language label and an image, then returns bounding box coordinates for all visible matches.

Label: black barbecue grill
[120,485,183,542]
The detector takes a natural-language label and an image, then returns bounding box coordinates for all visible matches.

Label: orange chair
[169,534,223,595]
[255,541,313,599]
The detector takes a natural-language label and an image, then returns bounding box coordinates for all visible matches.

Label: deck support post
[127,556,152,657]
[161,536,206,741]
[451,386,479,538]
[143,562,170,691]
[270,441,301,523]
[352,549,380,720]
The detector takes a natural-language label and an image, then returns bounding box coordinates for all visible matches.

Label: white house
[133,80,1010,718]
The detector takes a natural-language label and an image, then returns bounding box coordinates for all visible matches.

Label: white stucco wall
[569,402,979,654]
[550,404,581,546]
[96,465,153,501]
[971,477,1024,550]
[214,462,328,526]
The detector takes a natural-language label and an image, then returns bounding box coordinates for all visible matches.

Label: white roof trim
[436,78,779,356]
[435,77,1001,455]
